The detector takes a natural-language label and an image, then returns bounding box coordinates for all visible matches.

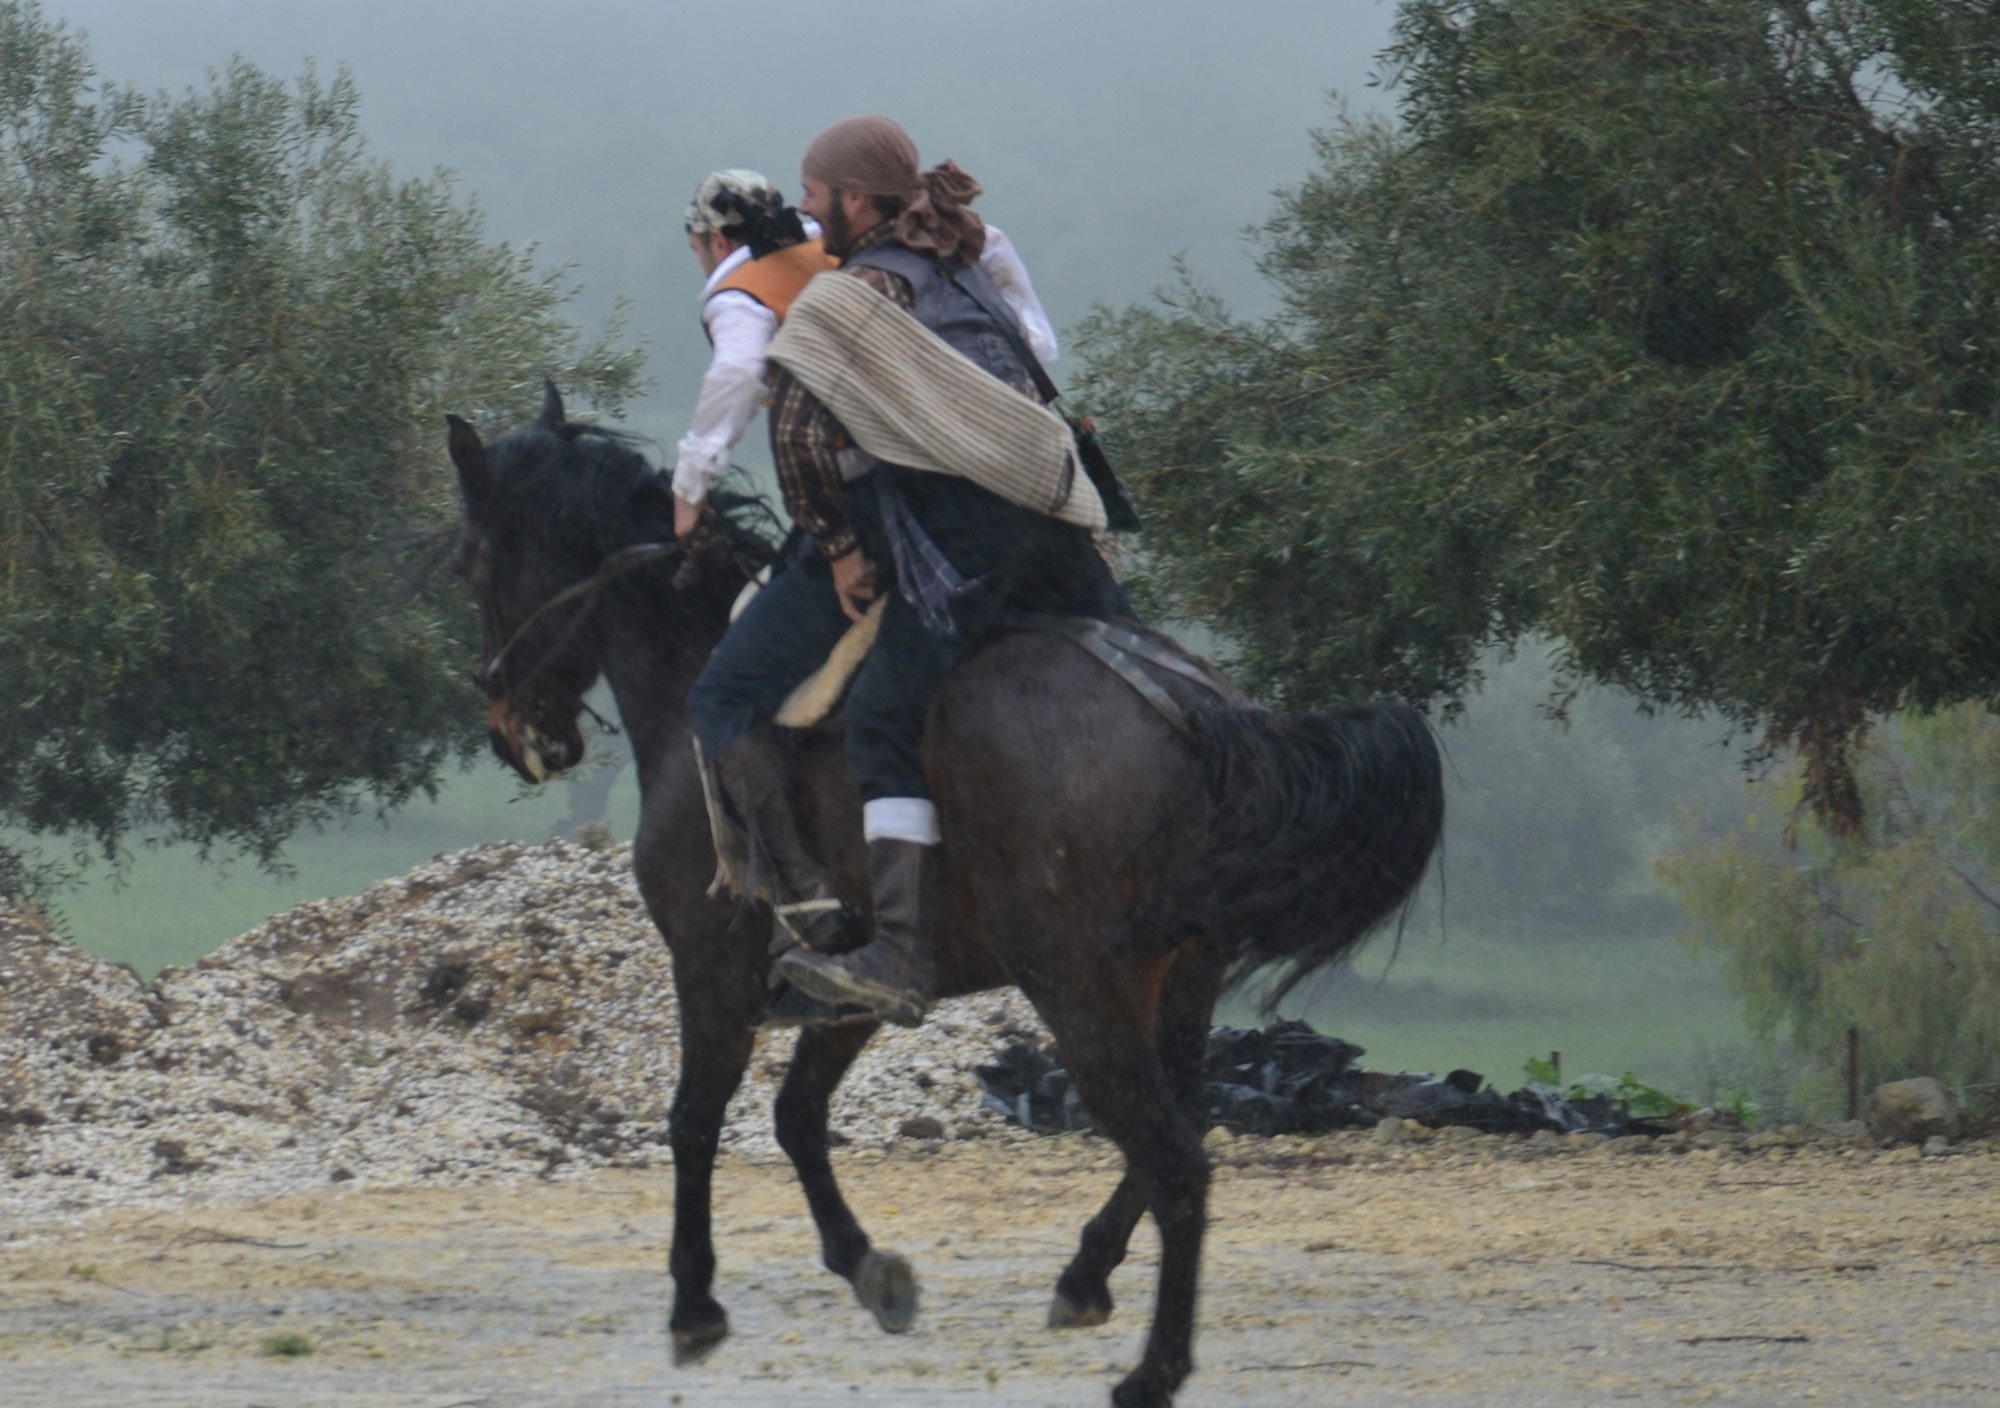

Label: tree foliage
[1661,705,2000,1094]
[0,2,643,898]
[1075,0,2000,832]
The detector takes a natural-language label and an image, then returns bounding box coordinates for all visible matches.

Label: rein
[478,540,681,702]
[478,512,774,708]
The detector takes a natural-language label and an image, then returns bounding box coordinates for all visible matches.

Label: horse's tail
[1141,699,1444,1008]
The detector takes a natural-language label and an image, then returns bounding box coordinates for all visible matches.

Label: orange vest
[708,240,838,324]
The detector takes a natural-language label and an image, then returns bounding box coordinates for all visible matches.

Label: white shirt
[976,226,1059,370]
[672,243,776,504]
[672,222,1061,505]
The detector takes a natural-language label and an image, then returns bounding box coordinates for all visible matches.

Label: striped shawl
[767,272,1108,531]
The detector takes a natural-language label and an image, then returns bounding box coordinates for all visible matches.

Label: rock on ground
[1869,1076,1963,1144]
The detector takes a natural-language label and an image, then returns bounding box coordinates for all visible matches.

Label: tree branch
[1942,859,2000,919]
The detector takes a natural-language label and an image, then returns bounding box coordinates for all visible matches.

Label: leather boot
[714,732,859,956]
[775,838,938,1028]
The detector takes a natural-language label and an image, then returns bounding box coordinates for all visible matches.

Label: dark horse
[446,386,1443,1408]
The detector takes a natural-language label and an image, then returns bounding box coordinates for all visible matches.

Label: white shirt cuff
[672,439,730,502]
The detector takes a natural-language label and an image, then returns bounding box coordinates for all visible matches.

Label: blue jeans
[689,537,986,802]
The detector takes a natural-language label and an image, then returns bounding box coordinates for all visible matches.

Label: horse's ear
[537,380,565,432]
[446,414,488,507]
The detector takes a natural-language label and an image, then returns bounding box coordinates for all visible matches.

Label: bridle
[475,539,680,721]
[474,513,772,716]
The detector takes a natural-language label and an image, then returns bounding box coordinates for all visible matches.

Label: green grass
[32,758,640,979]
[1219,920,1753,1099]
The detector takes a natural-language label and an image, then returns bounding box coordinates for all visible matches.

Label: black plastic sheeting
[975,1020,1670,1139]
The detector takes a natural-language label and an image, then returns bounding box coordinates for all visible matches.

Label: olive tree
[0,2,643,898]
[1077,0,2000,834]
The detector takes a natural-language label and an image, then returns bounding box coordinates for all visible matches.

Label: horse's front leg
[774,1020,919,1334]
[666,942,760,1363]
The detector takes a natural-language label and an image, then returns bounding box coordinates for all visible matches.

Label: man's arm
[673,293,778,524]
[978,224,1059,365]
[766,259,916,559]
[767,364,859,561]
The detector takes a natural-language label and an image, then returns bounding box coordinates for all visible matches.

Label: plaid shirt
[766,223,910,561]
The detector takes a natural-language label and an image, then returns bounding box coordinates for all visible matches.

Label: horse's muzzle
[487,698,583,783]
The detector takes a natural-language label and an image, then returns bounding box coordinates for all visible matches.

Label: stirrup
[774,896,852,950]
[756,983,875,1030]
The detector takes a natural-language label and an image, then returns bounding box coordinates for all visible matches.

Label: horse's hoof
[1110,1372,1175,1408]
[670,1307,730,1365]
[1047,1286,1114,1329]
[853,1249,919,1334]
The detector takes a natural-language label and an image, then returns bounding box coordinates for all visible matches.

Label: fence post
[1846,1026,1860,1122]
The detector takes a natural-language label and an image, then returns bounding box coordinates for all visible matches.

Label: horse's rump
[1160,699,1443,1001]
[919,634,1442,1004]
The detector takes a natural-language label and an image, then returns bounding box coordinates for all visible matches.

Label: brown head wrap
[801,115,986,262]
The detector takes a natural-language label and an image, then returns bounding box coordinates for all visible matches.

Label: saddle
[774,595,889,730]
[739,574,1242,733]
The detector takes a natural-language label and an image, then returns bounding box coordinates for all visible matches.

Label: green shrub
[1662,705,2000,1098]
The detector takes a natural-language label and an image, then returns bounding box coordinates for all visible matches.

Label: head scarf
[801,116,985,262]
[683,169,807,257]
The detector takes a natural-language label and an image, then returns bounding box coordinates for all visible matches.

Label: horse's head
[446,383,611,784]
[447,383,782,784]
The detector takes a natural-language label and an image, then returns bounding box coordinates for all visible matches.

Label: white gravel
[0,840,1048,1232]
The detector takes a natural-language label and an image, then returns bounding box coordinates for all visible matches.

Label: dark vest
[842,243,1036,394]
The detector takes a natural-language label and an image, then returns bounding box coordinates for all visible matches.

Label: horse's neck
[596,581,735,798]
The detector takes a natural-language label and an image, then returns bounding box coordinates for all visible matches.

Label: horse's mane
[487,422,784,589]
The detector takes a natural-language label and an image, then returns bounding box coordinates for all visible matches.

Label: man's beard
[820,196,854,259]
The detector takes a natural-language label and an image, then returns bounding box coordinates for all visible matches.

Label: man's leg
[688,544,851,771]
[689,546,861,957]
[774,589,978,1027]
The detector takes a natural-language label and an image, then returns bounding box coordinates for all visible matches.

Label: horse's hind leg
[668,1010,756,1363]
[1050,956,1221,1333]
[1036,985,1211,1408]
[1049,1178,1145,1330]
[774,1021,918,1334]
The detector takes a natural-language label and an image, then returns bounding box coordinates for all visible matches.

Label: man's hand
[830,548,877,623]
[673,491,705,539]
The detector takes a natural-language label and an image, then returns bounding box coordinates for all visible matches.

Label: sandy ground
[4,1133,1999,1408]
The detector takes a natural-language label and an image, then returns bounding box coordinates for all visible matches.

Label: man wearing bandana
[688,115,1128,1029]
[671,170,836,540]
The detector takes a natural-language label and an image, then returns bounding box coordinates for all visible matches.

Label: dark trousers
[690,536,980,801]
[687,470,1129,803]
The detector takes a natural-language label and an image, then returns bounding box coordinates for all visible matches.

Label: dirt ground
[4,1133,1998,1408]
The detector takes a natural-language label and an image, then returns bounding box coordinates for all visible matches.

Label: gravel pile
[0,841,1048,1227]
